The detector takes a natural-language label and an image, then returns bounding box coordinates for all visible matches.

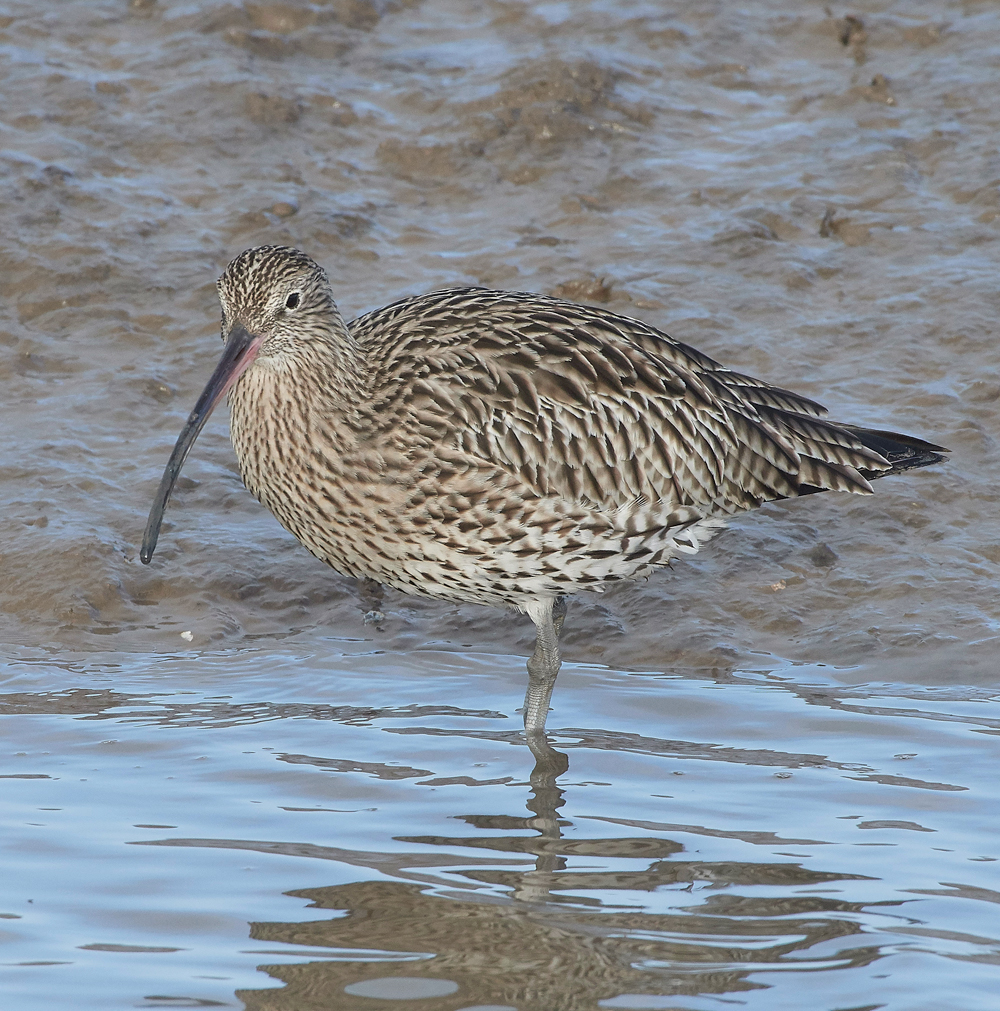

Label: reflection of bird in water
[141,245,947,745]
[234,751,875,1010]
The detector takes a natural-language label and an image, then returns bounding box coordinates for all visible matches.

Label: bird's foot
[525,728,569,779]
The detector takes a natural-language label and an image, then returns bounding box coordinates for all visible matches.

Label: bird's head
[217,245,338,365]
[140,245,340,564]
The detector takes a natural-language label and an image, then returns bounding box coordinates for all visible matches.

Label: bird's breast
[221,357,715,603]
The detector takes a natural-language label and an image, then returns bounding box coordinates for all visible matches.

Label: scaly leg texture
[522,596,568,736]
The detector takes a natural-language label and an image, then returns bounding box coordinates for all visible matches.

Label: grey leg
[522,596,567,736]
[522,595,569,775]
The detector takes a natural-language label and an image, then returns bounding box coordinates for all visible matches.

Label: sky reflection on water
[2,648,998,1010]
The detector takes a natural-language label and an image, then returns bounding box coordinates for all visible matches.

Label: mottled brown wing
[350,288,887,514]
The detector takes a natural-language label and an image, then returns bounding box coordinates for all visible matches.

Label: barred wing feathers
[349,289,938,521]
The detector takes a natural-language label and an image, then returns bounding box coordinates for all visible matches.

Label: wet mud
[0,0,996,676]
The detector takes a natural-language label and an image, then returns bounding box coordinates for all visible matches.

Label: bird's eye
[285,292,301,310]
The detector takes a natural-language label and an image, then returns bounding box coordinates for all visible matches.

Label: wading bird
[142,246,947,745]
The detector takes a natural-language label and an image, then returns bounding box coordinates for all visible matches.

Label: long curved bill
[141,324,265,564]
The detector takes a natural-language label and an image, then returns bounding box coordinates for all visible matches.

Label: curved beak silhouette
[141,324,265,564]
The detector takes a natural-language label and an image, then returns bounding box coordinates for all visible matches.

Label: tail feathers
[752,401,949,497]
[790,425,948,498]
[841,425,950,479]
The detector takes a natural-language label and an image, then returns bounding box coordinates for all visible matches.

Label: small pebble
[180,630,193,641]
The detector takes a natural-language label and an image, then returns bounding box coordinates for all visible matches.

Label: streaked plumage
[142,245,947,740]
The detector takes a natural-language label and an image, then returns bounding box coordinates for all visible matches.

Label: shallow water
[4,650,1000,1010]
[1,0,998,1008]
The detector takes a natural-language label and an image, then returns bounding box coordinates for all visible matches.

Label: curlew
[141,245,947,743]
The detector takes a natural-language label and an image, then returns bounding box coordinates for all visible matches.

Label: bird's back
[349,287,938,511]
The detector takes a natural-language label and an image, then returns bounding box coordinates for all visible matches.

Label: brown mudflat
[0,2,989,678]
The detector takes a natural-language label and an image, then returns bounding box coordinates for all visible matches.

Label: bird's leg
[522,596,568,744]
[358,578,385,627]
